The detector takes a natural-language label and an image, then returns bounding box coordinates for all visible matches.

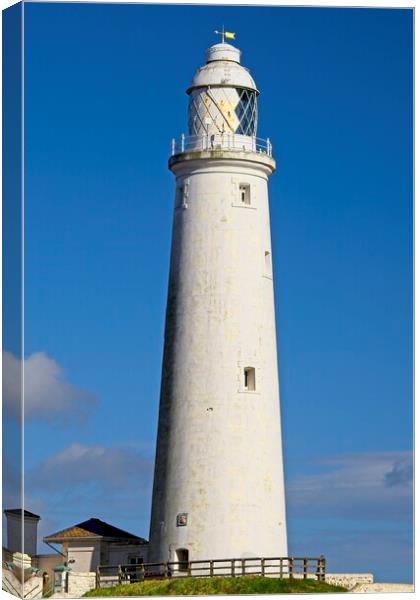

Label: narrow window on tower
[244,367,256,391]
[239,183,251,205]
[176,186,184,208]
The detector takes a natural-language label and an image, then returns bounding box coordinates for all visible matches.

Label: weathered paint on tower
[149,40,288,565]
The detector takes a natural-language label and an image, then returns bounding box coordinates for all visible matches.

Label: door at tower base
[149,40,287,565]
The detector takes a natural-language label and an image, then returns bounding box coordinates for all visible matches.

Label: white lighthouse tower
[149,36,288,567]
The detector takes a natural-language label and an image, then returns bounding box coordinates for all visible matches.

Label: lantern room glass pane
[188,87,257,137]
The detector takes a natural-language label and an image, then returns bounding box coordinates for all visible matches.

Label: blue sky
[8,2,413,583]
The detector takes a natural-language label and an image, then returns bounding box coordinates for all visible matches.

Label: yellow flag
[224,31,235,40]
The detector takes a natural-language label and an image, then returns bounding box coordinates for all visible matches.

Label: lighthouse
[149,36,288,566]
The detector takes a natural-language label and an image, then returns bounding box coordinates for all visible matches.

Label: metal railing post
[96,566,100,589]
[118,565,122,585]
[210,560,214,577]
[241,559,245,576]
[231,559,235,577]
[261,558,265,577]
[303,558,308,579]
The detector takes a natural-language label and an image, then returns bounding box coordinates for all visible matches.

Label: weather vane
[214,26,236,44]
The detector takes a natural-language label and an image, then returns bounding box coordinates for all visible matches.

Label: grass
[85,576,347,596]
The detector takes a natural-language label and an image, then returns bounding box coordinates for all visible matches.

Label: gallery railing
[171,134,273,157]
[96,556,326,588]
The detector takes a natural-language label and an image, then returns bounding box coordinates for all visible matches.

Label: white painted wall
[64,541,101,572]
[62,541,149,572]
[107,543,149,566]
[149,150,287,563]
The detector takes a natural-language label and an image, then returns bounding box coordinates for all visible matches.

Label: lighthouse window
[239,184,251,205]
[176,186,184,208]
[244,367,256,391]
[235,89,257,136]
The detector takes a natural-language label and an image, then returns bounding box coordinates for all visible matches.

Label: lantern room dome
[206,43,240,63]
[187,43,259,95]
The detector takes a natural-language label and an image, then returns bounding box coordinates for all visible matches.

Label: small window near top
[239,184,251,205]
[244,367,256,391]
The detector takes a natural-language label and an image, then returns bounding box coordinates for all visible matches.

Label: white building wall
[107,543,149,565]
[64,541,100,572]
[149,153,287,563]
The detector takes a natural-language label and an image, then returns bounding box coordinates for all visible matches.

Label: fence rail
[171,134,273,157]
[96,556,326,589]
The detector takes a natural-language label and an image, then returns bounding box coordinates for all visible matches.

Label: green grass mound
[85,576,347,596]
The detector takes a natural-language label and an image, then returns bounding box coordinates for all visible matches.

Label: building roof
[43,518,147,544]
[4,509,41,519]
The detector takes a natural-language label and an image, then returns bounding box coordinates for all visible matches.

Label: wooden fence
[96,556,326,588]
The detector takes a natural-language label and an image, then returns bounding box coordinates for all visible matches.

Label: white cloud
[28,442,154,492]
[3,351,96,423]
[286,451,413,521]
[26,442,154,545]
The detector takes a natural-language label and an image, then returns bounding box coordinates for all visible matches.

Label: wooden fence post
[93,555,325,586]
[321,555,326,581]
[289,558,294,579]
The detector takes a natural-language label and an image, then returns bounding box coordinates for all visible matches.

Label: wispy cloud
[286,451,413,582]
[3,351,97,423]
[29,442,153,492]
[26,442,154,546]
[384,457,413,488]
[286,451,413,521]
